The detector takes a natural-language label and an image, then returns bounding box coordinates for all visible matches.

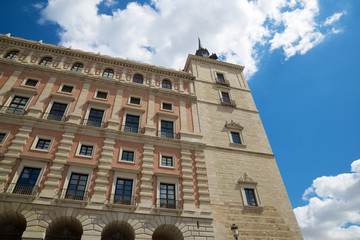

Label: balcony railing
[83,119,105,128]
[43,112,66,121]
[155,198,182,210]
[220,98,236,107]
[0,105,26,115]
[59,188,89,201]
[108,194,136,206]
[158,131,180,139]
[216,78,230,86]
[120,125,144,134]
[5,183,38,196]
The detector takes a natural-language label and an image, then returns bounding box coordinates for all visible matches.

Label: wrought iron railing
[5,183,38,196]
[108,194,136,205]
[216,78,230,86]
[158,131,180,139]
[220,98,236,107]
[43,112,66,121]
[83,119,105,128]
[120,125,144,134]
[155,198,182,210]
[0,105,26,115]
[59,188,89,201]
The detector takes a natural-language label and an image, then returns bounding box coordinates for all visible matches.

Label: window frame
[76,142,96,158]
[39,57,53,66]
[84,106,107,128]
[21,77,41,88]
[229,131,243,145]
[238,173,262,208]
[159,118,175,139]
[58,83,75,94]
[62,166,93,201]
[128,95,142,106]
[156,176,179,208]
[102,68,114,78]
[31,135,54,152]
[118,148,136,163]
[0,130,10,146]
[225,121,246,146]
[160,101,174,112]
[3,93,32,115]
[71,63,84,72]
[161,79,172,89]
[132,74,144,84]
[94,89,109,100]
[110,171,137,204]
[4,50,19,60]
[159,153,175,168]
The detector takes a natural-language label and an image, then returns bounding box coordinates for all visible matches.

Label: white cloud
[324,11,347,26]
[39,0,344,78]
[294,159,360,240]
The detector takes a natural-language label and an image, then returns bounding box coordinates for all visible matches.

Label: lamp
[231,224,239,240]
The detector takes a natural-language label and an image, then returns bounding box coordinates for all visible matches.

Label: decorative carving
[238,172,256,184]
[225,120,243,130]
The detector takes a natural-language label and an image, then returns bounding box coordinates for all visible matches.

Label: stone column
[138,144,154,209]
[0,70,21,104]
[27,77,57,118]
[68,83,90,124]
[189,81,195,95]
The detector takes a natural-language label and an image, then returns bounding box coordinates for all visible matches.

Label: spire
[198,37,203,49]
[195,38,210,58]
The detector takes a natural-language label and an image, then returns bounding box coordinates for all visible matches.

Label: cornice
[184,54,245,72]
[0,34,195,80]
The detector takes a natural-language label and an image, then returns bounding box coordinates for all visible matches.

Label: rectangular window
[221,92,231,104]
[124,114,139,133]
[121,150,134,162]
[114,178,133,205]
[95,90,108,99]
[159,183,176,209]
[60,84,74,93]
[216,73,225,83]
[65,173,88,200]
[129,96,141,105]
[245,188,257,206]
[87,108,104,127]
[0,133,6,145]
[13,167,41,195]
[79,144,94,156]
[7,96,29,114]
[35,138,51,150]
[24,78,39,87]
[161,155,174,167]
[231,132,241,144]
[161,102,173,111]
[160,120,174,138]
[48,102,67,121]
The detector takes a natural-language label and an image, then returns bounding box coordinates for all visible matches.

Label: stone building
[0,34,303,240]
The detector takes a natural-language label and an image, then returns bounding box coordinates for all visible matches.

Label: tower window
[221,92,231,104]
[231,132,242,144]
[216,73,225,83]
[244,188,257,206]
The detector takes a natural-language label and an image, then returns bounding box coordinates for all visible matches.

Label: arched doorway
[45,217,82,240]
[152,224,184,240]
[101,221,135,240]
[0,211,26,240]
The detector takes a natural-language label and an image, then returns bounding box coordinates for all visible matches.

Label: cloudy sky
[1,0,359,239]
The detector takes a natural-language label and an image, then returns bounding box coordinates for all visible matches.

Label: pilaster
[181,149,196,209]
[0,70,21,104]
[144,94,156,136]
[68,83,90,124]
[194,150,210,207]
[138,144,154,208]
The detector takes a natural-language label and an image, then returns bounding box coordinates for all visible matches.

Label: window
[114,178,133,205]
[216,73,225,83]
[133,74,143,84]
[35,138,51,150]
[87,108,104,127]
[5,50,19,59]
[39,57,52,66]
[245,188,257,206]
[221,92,231,104]
[79,144,94,156]
[161,102,173,111]
[160,120,174,138]
[65,173,88,200]
[71,63,83,72]
[162,79,172,89]
[129,96,141,105]
[24,78,39,87]
[7,96,29,114]
[121,150,135,162]
[13,167,41,195]
[124,114,140,133]
[160,155,174,167]
[103,68,114,78]
[231,132,242,144]
[48,102,67,121]
[0,132,8,145]
[95,90,108,100]
[60,84,74,94]
[159,183,176,209]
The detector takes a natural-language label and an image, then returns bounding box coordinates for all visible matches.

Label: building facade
[0,34,303,240]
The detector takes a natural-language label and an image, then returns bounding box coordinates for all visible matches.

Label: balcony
[220,98,236,107]
[155,198,182,211]
[158,131,180,139]
[109,194,136,205]
[43,112,66,121]
[0,105,26,115]
[58,188,89,201]
[83,119,105,128]
[120,125,144,134]
[216,78,230,86]
[4,183,38,196]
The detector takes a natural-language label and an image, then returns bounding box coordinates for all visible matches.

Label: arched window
[71,63,83,72]
[162,79,172,89]
[103,68,114,78]
[39,57,53,66]
[133,74,143,84]
[4,50,19,60]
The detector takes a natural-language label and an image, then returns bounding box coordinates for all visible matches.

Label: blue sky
[1,0,359,239]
